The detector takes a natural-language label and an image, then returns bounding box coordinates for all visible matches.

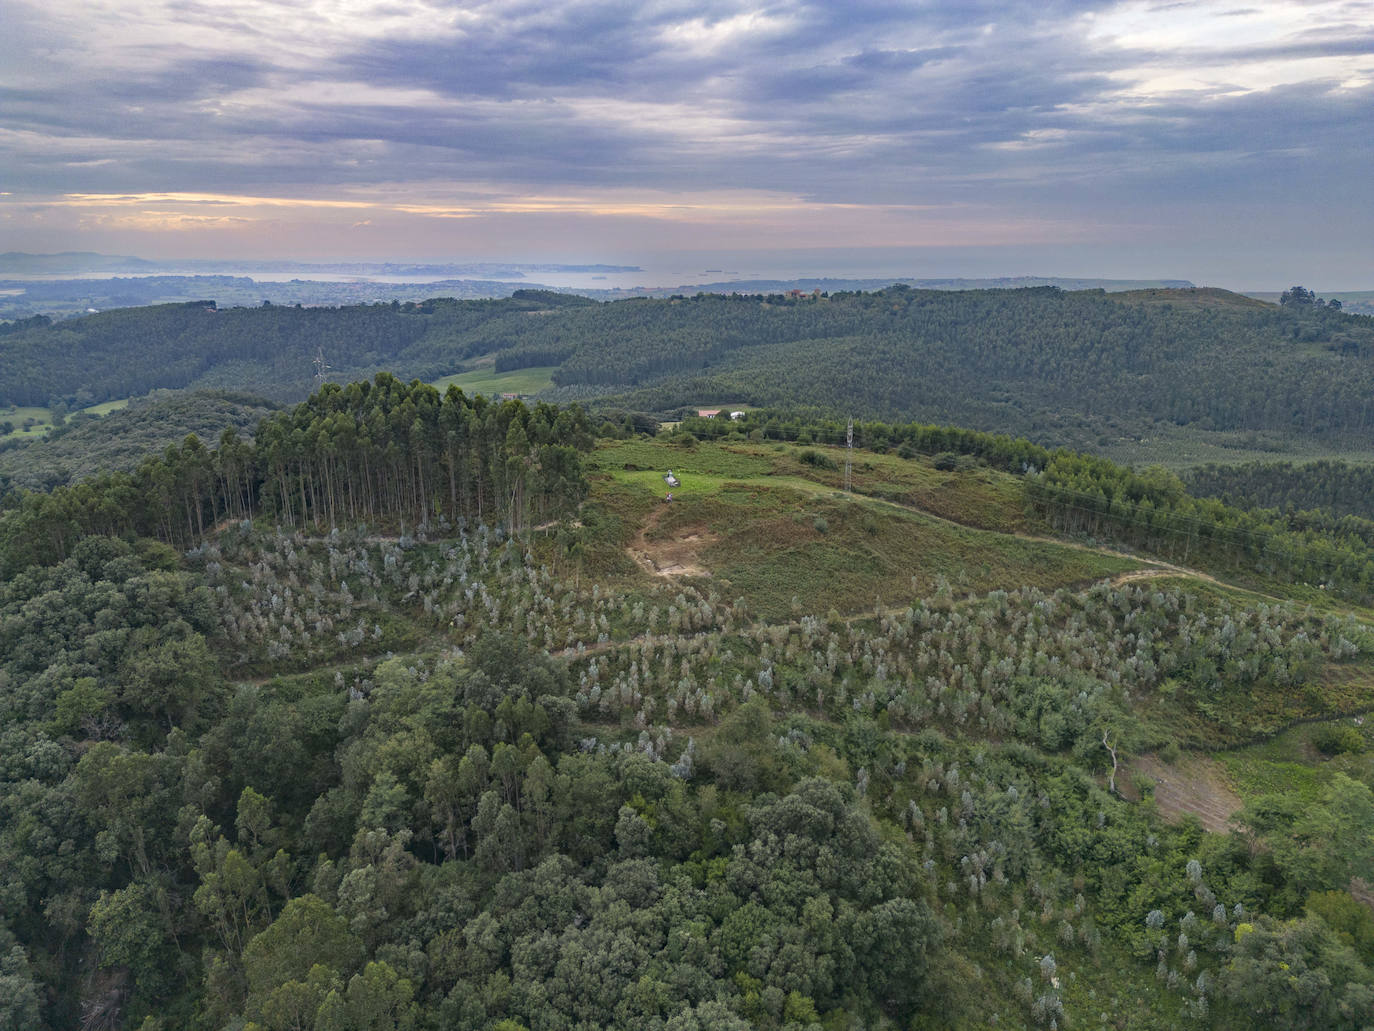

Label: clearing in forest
[631,505,717,578]
[431,364,558,397]
[589,437,1142,621]
[1126,753,1243,834]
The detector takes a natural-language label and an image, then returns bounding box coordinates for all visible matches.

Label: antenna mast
[844,417,853,494]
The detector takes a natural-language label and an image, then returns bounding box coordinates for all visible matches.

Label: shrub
[1311,723,1365,756]
[798,448,838,470]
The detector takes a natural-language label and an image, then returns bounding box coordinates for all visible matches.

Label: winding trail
[623,471,1246,598]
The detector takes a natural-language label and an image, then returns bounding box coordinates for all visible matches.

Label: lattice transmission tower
[844,418,853,494]
[313,345,331,388]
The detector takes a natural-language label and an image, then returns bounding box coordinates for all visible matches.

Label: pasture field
[0,405,55,439]
[82,398,130,416]
[0,397,133,440]
[432,364,558,396]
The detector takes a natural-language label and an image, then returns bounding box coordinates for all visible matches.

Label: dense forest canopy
[0,391,283,493]
[0,375,593,576]
[4,286,1374,454]
[0,291,595,408]
[1183,459,1374,522]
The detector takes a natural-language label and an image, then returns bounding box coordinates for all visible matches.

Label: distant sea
[4,265,854,292]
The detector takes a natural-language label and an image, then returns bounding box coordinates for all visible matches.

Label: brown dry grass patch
[630,506,719,578]
[1125,753,1243,834]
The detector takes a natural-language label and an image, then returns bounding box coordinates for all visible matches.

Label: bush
[798,448,838,470]
[1311,723,1365,756]
[813,517,829,535]
[934,451,983,472]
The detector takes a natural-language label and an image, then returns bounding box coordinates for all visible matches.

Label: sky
[1,0,1371,288]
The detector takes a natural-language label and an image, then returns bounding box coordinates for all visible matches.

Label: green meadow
[432,364,558,397]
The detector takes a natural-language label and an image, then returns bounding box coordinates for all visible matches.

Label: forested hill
[0,291,596,407]
[4,285,1374,452]
[6,393,1374,1030]
[0,375,593,575]
[543,287,1374,448]
[0,391,283,492]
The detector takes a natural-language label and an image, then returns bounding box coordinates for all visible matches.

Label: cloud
[0,0,1369,279]
[83,210,260,230]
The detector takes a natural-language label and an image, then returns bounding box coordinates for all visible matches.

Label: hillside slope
[5,287,1374,459]
[5,404,1374,1029]
[0,291,595,407]
[556,288,1374,450]
[0,390,282,491]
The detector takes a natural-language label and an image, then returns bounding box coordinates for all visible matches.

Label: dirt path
[234,633,453,686]
[237,653,386,687]
[623,472,1240,598]
[553,600,893,661]
[1109,565,1224,589]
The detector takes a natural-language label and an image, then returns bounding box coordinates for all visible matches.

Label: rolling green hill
[4,387,1374,1029]
[0,291,595,408]
[5,286,1374,463]
[544,287,1374,455]
[0,390,282,491]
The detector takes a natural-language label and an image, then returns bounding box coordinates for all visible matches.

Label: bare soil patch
[630,507,718,578]
[1125,753,1243,834]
